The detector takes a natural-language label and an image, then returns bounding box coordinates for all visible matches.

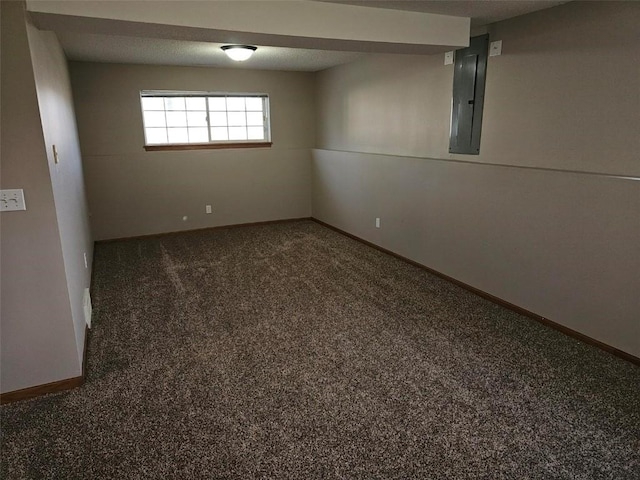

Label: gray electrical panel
[449,35,489,155]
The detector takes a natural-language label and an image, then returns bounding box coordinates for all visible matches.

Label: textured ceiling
[319,1,569,26]
[57,33,370,72]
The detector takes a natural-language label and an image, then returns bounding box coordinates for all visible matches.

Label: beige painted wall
[317,1,640,177]
[312,150,640,357]
[313,1,640,357]
[0,1,83,393]
[26,21,94,365]
[70,63,315,240]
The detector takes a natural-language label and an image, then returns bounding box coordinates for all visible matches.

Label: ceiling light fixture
[221,45,257,62]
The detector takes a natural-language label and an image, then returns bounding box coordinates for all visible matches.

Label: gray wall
[0,2,87,393]
[26,21,94,365]
[70,63,315,240]
[313,1,640,357]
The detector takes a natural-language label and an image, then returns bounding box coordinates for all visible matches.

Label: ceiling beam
[26,0,470,54]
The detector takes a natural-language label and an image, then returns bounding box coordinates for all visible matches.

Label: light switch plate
[444,51,454,65]
[0,189,27,211]
[489,40,503,57]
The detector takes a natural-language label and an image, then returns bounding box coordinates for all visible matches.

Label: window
[140,91,271,150]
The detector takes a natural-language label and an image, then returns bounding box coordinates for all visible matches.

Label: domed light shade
[221,45,257,61]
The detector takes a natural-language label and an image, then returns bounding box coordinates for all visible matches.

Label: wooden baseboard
[96,217,313,243]
[1,325,90,405]
[311,218,640,366]
[0,376,84,405]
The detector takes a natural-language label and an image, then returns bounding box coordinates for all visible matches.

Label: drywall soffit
[26,0,471,56]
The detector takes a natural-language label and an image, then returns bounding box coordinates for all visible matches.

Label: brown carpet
[2,220,639,479]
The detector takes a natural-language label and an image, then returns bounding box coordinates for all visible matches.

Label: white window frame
[140,90,271,150]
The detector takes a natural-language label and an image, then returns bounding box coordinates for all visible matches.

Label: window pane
[187,111,207,127]
[226,97,245,111]
[211,127,229,141]
[145,128,168,144]
[166,111,187,127]
[186,97,206,110]
[245,97,263,111]
[228,112,246,127]
[142,97,164,110]
[208,97,226,111]
[143,93,268,145]
[209,112,227,127]
[168,128,189,143]
[247,126,265,140]
[246,112,263,126]
[144,111,166,128]
[188,128,209,143]
[228,127,247,141]
[164,97,186,110]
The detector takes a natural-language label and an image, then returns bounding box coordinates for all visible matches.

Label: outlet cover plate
[83,288,92,328]
[489,40,503,57]
[444,51,454,65]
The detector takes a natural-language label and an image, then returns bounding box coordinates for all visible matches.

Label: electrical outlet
[84,252,88,269]
[83,288,92,328]
[444,51,454,65]
[489,40,502,57]
[53,144,60,164]
[375,217,381,228]
[0,189,26,211]
[206,205,212,214]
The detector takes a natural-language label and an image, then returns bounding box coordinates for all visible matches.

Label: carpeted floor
[1,220,639,479]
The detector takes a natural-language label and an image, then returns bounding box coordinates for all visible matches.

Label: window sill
[144,142,272,152]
